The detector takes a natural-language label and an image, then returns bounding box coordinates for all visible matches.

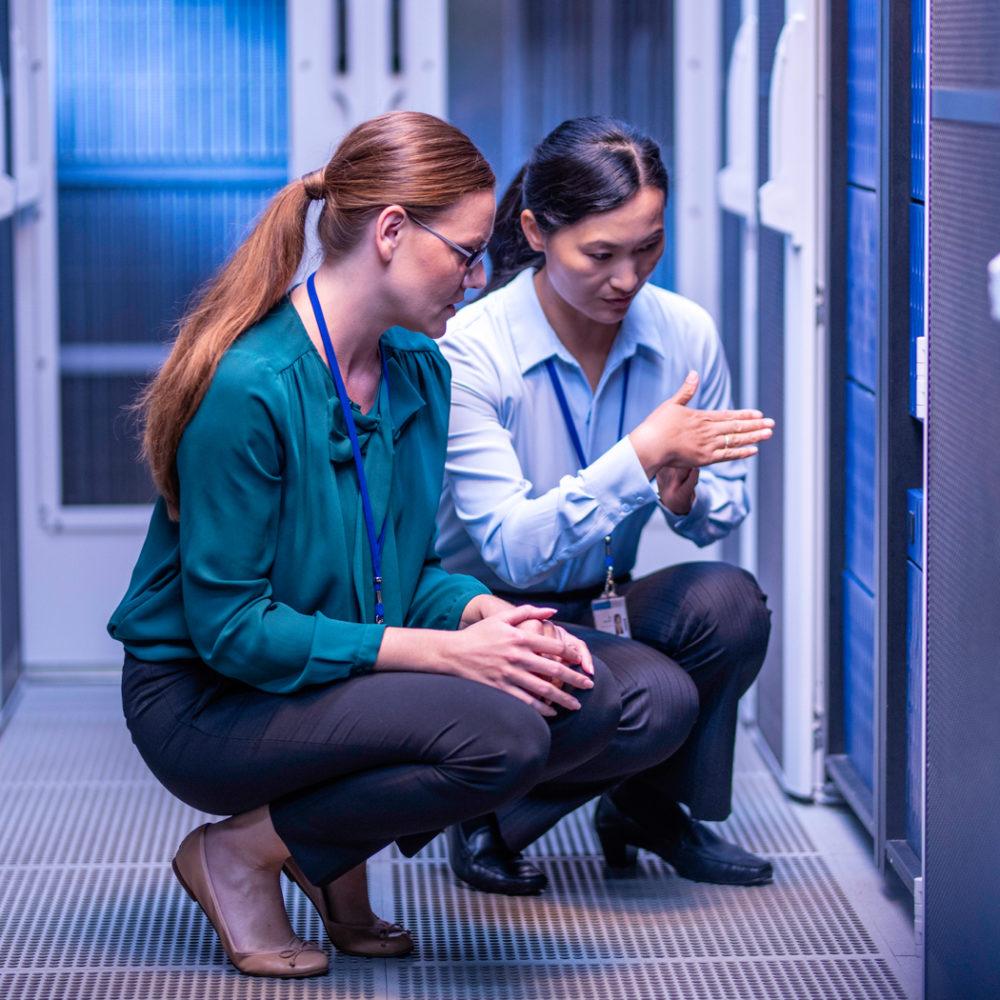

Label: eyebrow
[459,232,492,249]
[581,228,664,251]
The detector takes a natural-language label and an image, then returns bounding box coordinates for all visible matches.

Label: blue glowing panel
[909,201,926,419]
[55,0,288,348]
[54,0,288,505]
[911,0,926,201]
[58,186,278,346]
[847,0,879,190]
[843,570,876,793]
[845,380,877,594]
[846,185,879,393]
[907,488,924,569]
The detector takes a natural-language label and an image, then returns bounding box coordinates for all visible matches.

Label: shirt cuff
[659,488,710,530]
[579,436,659,524]
[439,577,492,631]
[311,616,388,679]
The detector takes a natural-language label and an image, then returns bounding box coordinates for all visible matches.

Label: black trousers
[121,641,697,886]
[497,561,771,824]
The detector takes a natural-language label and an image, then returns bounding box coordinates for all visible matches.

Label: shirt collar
[504,267,665,378]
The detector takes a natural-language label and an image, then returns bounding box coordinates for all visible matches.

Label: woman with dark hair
[437,116,776,895]
[107,111,687,979]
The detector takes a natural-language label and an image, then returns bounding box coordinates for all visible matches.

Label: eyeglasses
[409,215,489,271]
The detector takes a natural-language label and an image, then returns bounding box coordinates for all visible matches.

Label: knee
[689,562,771,660]
[630,658,700,760]
[575,656,624,744]
[547,655,622,764]
[448,691,552,803]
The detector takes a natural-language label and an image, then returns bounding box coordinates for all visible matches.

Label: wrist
[662,495,693,516]
[628,425,660,478]
[630,423,680,477]
[377,627,452,673]
[459,592,510,628]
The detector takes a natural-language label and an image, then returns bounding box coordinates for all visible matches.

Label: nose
[609,263,639,294]
[463,260,487,291]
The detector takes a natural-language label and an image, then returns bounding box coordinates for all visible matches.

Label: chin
[419,316,449,339]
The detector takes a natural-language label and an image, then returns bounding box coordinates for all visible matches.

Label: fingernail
[764,418,775,427]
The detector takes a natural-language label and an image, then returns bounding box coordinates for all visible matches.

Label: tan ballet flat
[172,824,328,978]
[283,856,414,958]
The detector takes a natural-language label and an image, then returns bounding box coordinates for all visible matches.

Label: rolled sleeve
[447,379,658,588]
[580,436,659,522]
[405,560,490,631]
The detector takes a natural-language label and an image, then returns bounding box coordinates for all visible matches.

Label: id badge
[591,595,632,638]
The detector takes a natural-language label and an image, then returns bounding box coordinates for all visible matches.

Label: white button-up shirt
[435,267,749,593]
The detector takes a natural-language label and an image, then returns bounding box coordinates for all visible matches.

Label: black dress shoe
[594,793,773,886]
[446,815,548,896]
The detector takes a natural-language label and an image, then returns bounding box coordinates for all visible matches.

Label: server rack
[826,0,925,895]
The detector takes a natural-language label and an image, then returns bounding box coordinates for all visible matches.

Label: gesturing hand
[629,371,775,474]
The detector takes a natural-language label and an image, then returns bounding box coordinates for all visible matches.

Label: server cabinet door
[756,0,828,799]
[752,0,790,780]
[924,1,1000,995]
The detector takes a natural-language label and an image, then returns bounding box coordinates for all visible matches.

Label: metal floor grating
[0,682,913,999]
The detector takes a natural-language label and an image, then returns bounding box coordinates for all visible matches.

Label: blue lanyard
[307,272,389,624]
[543,356,631,467]
[543,356,632,590]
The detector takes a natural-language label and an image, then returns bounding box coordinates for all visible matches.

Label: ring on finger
[724,433,732,449]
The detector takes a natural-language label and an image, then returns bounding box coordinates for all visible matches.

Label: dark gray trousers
[497,561,771,825]
[121,640,697,886]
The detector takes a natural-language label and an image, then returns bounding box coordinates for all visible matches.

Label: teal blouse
[107,298,490,693]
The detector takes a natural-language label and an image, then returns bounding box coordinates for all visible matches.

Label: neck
[298,259,389,377]
[533,269,619,386]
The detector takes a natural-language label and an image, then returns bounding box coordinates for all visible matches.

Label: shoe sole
[171,857,327,979]
[668,861,774,887]
[449,865,546,897]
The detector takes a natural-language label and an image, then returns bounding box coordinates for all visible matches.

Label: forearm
[459,439,657,589]
[374,626,452,673]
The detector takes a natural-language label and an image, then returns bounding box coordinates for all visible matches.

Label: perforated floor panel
[0,683,912,998]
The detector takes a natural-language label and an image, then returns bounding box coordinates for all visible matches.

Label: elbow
[479,534,556,590]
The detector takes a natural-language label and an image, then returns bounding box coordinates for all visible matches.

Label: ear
[375,204,408,264]
[520,209,546,253]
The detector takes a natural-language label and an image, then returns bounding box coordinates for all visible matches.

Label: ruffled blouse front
[107,299,489,692]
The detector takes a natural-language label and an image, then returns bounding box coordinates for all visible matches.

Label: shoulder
[193,303,306,428]
[228,298,314,375]
[437,287,517,390]
[381,326,453,399]
[640,283,718,338]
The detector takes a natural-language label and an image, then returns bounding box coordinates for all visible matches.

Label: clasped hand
[455,599,595,718]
